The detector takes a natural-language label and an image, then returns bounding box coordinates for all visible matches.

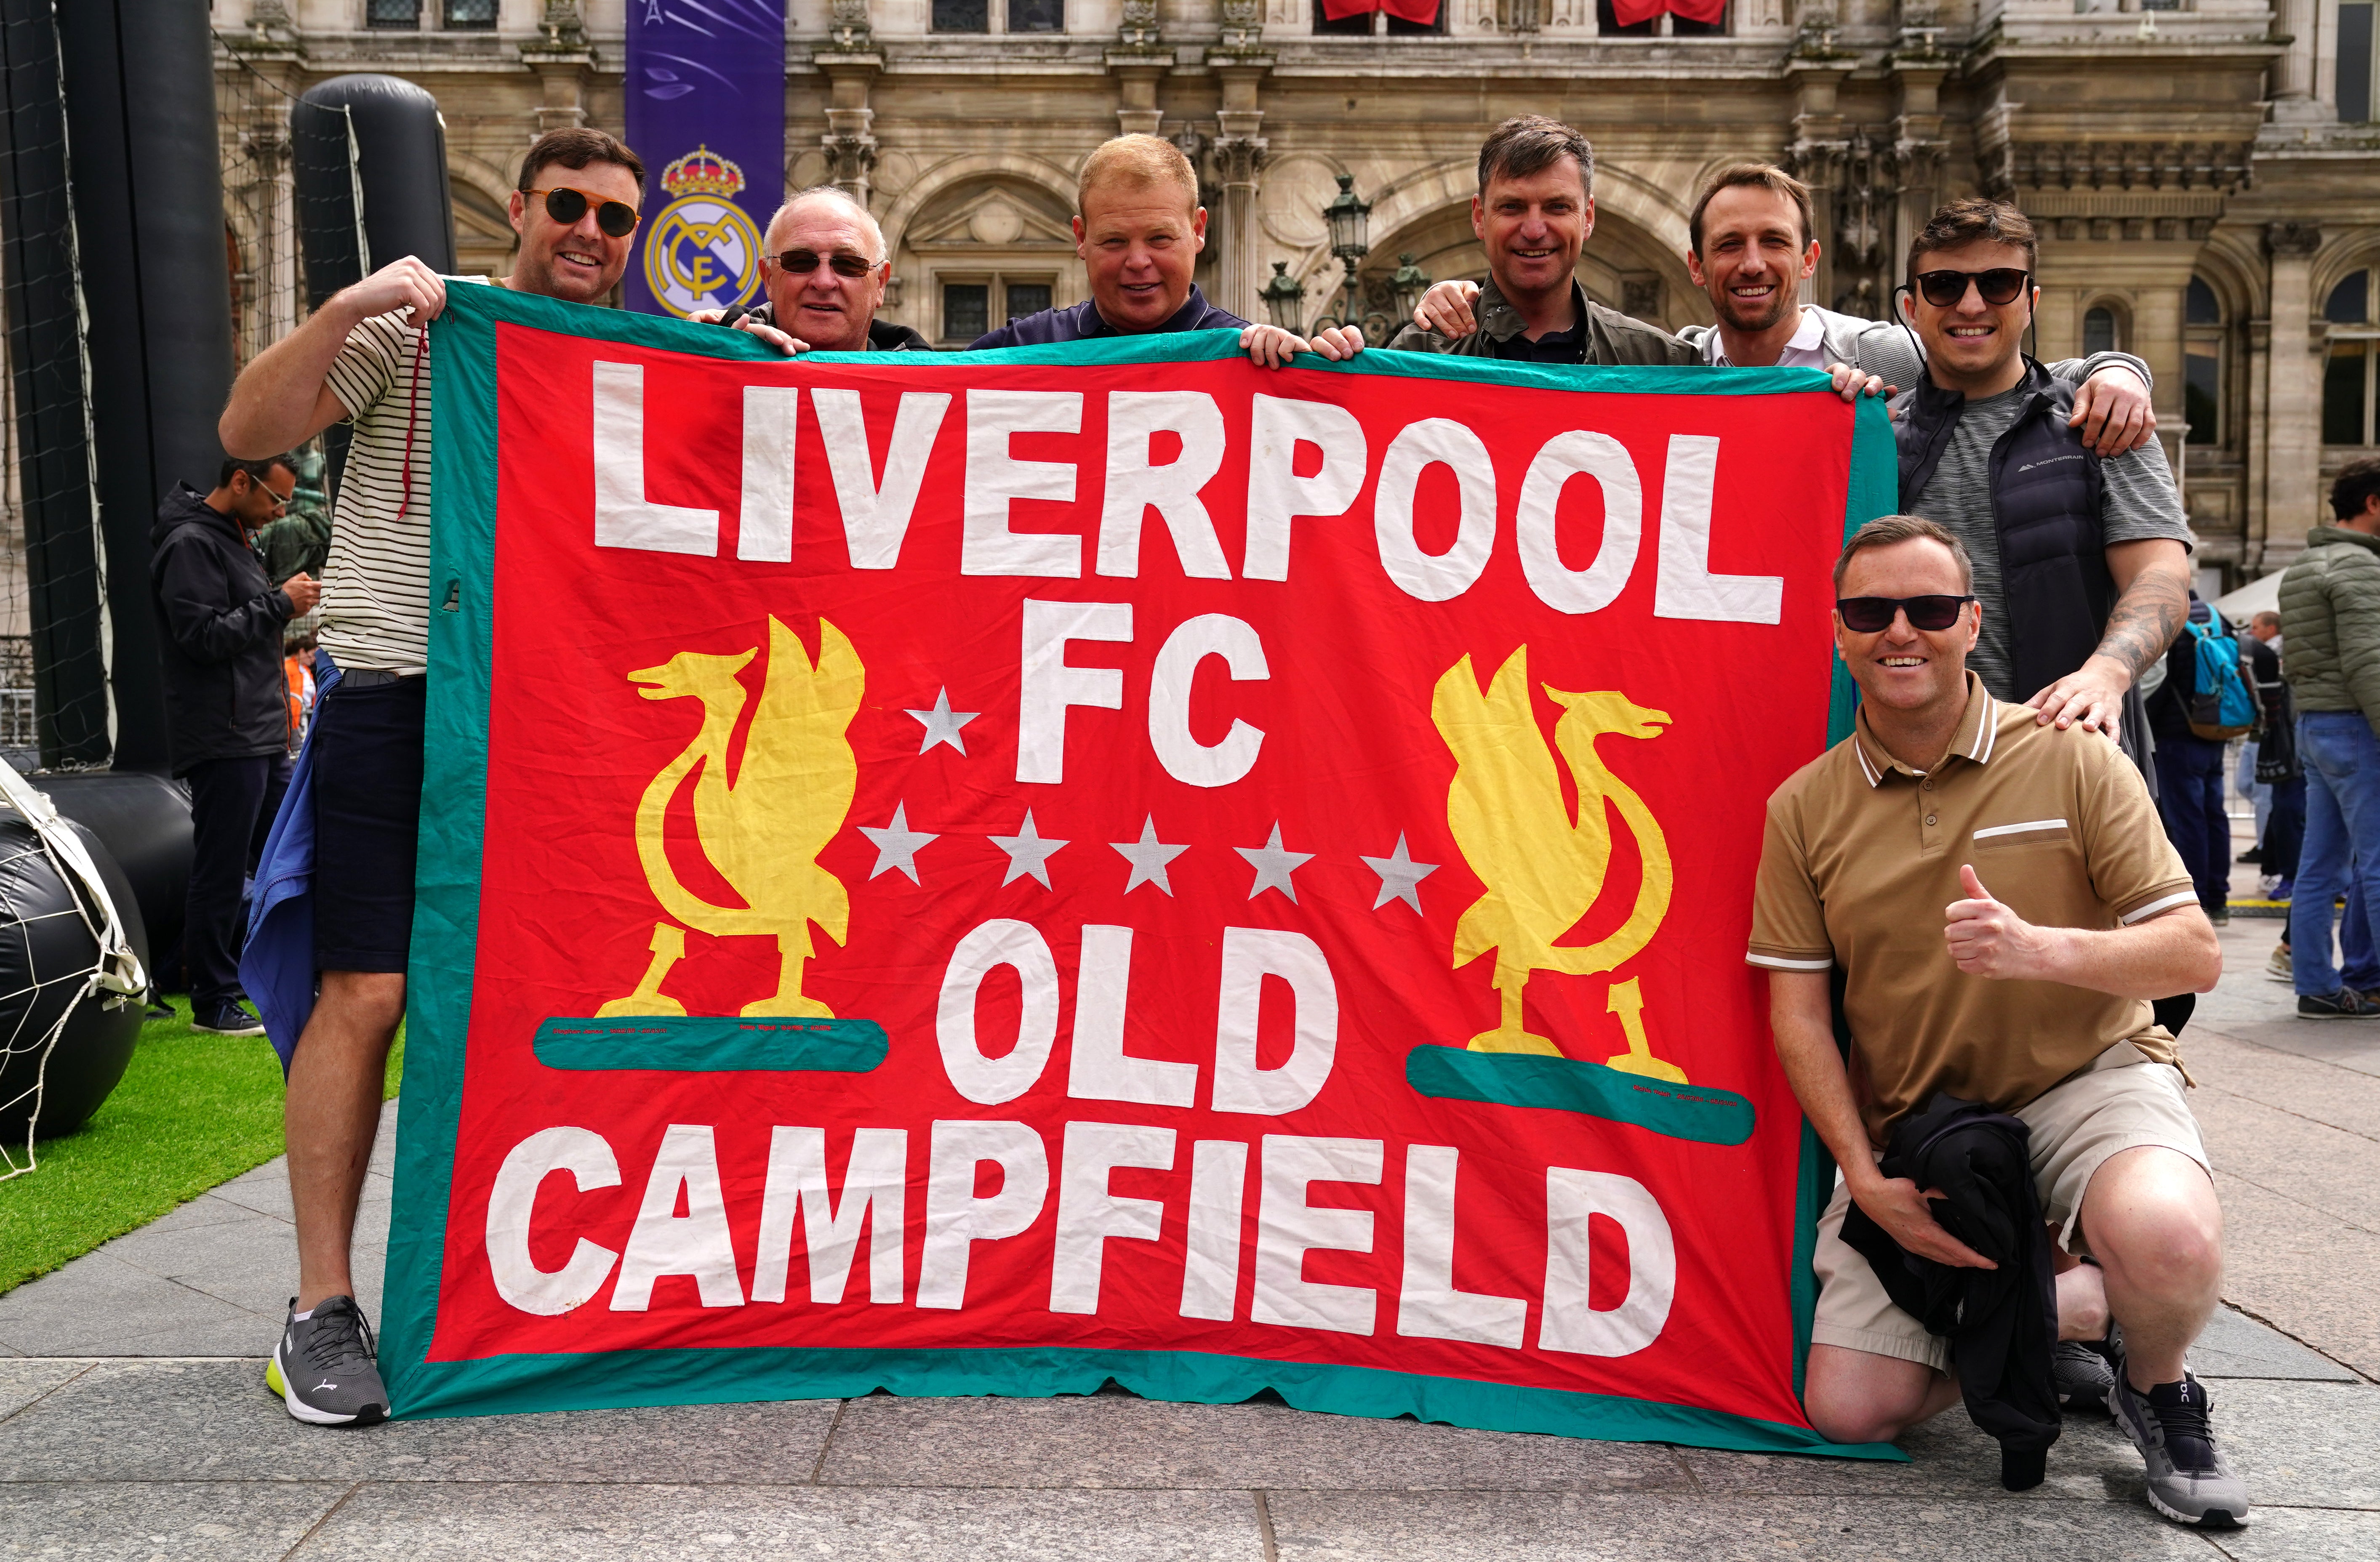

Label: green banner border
[386,281,1896,1459]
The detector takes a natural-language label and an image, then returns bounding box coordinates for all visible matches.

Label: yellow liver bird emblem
[599,615,863,1019]
[1431,647,1687,1080]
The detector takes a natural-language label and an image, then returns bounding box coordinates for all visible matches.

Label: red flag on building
[1321,0,1444,23]
[1610,0,1728,24]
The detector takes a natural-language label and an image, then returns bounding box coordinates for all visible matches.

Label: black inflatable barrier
[25,772,192,995]
[291,73,457,308]
[0,816,147,1140]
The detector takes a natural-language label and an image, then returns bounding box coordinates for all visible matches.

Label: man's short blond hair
[767,185,886,265]
[1077,135,1199,216]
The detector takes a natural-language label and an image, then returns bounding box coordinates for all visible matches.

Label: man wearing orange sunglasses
[218,125,647,1429]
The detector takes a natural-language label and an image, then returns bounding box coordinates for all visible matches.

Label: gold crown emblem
[661,145,746,200]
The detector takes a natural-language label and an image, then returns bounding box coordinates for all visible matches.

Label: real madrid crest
[643,145,764,318]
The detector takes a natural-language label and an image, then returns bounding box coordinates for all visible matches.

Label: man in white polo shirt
[218,126,646,1426]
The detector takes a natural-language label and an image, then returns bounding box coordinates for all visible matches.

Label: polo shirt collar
[1087,285,1213,338]
[1708,307,1825,367]
[1851,672,1999,787]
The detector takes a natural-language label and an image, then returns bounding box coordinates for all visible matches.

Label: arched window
[2083,305,2118,355]
[2327,263,2380,448]
[2184,277,2222,447]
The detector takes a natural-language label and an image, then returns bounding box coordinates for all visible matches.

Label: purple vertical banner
[623,0,788,317]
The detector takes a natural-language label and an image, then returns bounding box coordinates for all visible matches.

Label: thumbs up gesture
[1945,864,2054,981]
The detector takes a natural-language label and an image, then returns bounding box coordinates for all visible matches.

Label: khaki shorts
[1810,1045,2209,1373]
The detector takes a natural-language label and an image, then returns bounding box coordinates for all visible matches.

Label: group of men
[198,110,2251,1529]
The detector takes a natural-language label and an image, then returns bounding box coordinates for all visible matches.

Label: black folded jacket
[1839,1092,2061,1489]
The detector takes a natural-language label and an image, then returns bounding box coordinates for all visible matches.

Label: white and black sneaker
[265,1296,389,1426]
[192,1001,267,1036]
[2112,1365,2249,1527]
[2054,1338,2116,1414]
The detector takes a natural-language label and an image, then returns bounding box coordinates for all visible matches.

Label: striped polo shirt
[317,286,488,676]
[1748,672,2196,1141]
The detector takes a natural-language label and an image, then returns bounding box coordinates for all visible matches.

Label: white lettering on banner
[1048,1121,1178,1315]
[485,1126,622,1317]
[610,1124,744,1311]
[592,362,719,555]
[751,1126,909,1305]
[1244,395,1366,582]
[1653,434,1782,624]
[1538,1166,1677,1356]
[964,390,1084,577]
[1017,599,1132,785]
[1514,430,1643,615]
[917,1120,1050,1309]
[1396,1144,1527,1347]
[937,919,1062,1104]
[813,388,950,570]
[736,385,799,562]
[1251,1135,1383,1336]
[1210,926,1338,1115]
[1373,418,1498,602]
[1178,1139,1250,1320]
[1099,391,1231,580]
[1148,614,1269,789]
[1066,924,1199,1107]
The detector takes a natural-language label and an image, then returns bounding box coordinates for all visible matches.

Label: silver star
[1236,822,1315,904]
[989,809,1069,889]
[905,688,979,756]
[1110,815,1189,897]
[1360,832,1439,914]
[858,802,937,883]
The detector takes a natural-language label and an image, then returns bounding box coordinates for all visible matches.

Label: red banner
[386,285,1892,1454]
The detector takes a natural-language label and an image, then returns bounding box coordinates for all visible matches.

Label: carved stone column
[1208,19,1271,324]
[1108,0,1170,136]
[2263,222,2324,553]
[1887,28,1950,297]
[520,1,597,135]
[1782,32,1855,314]
[814,33,883,206]
[2269,0,2324,125]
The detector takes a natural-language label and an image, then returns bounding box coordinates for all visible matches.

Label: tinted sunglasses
[775,248,877,279]
[535,186,640,238]
[1912,267,2031,308]
[1836,594,1975,633]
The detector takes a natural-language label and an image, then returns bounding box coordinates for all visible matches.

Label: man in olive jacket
[2280,456,2380,1017]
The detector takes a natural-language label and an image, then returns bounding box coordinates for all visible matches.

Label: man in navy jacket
[149,456,319,1033]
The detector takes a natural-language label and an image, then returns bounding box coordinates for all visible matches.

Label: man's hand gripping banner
[385,282,1897,1455]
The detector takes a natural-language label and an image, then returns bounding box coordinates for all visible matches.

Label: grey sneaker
[2054,1338,2116,1414]
[2112,1366,2248,1527]
[266,1296,388,1426]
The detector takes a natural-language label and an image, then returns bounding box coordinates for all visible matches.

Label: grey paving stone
[0,1359,840,1484]
[821,1391,1692,1491]
[0,1357,85,1421]
[2194,1306,2362,1382]
[1682,1401,2146,1503]
[1264,1491,2215,1560]
[0,1251,261,1357]
[101,1214,301,1320]
[2210,1022,2380,1081]
[0,1480,349,1562]
[291,1482,1265,1561]
[2215,1379,2380,1510]
[2205,1505,2380,1561]
[133,1189,276,1238]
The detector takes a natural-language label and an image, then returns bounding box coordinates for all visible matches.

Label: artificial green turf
[0,998,404,1294]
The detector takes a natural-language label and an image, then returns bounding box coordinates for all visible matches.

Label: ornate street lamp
[1389,253,1431,324]
[1260,261,1307,333]
[1314,174,1383,336]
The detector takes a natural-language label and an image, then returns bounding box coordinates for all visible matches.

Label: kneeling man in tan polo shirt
[1750,515,2241,1527]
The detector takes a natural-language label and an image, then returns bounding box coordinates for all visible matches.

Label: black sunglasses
[536,186,640,238]
[1911,267,2031,308]
[775,248,877,279]
[1836,594,1975,633]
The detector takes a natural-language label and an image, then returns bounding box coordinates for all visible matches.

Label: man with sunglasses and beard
[1755,515,2239,1528]
[697,185,930,354]
[219,126,648,1428]
[1893,199,2193,783]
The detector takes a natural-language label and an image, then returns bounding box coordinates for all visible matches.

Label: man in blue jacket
[148,456,318,1033]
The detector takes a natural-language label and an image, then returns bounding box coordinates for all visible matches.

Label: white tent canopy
[2214,570,2282,625]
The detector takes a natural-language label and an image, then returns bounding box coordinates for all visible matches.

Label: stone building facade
[216,0,2380,588]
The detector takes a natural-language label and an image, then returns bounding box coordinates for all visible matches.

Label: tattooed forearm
[2092,558,2191,682]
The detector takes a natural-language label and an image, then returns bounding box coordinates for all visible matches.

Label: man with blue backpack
[2149,595,2255,926]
